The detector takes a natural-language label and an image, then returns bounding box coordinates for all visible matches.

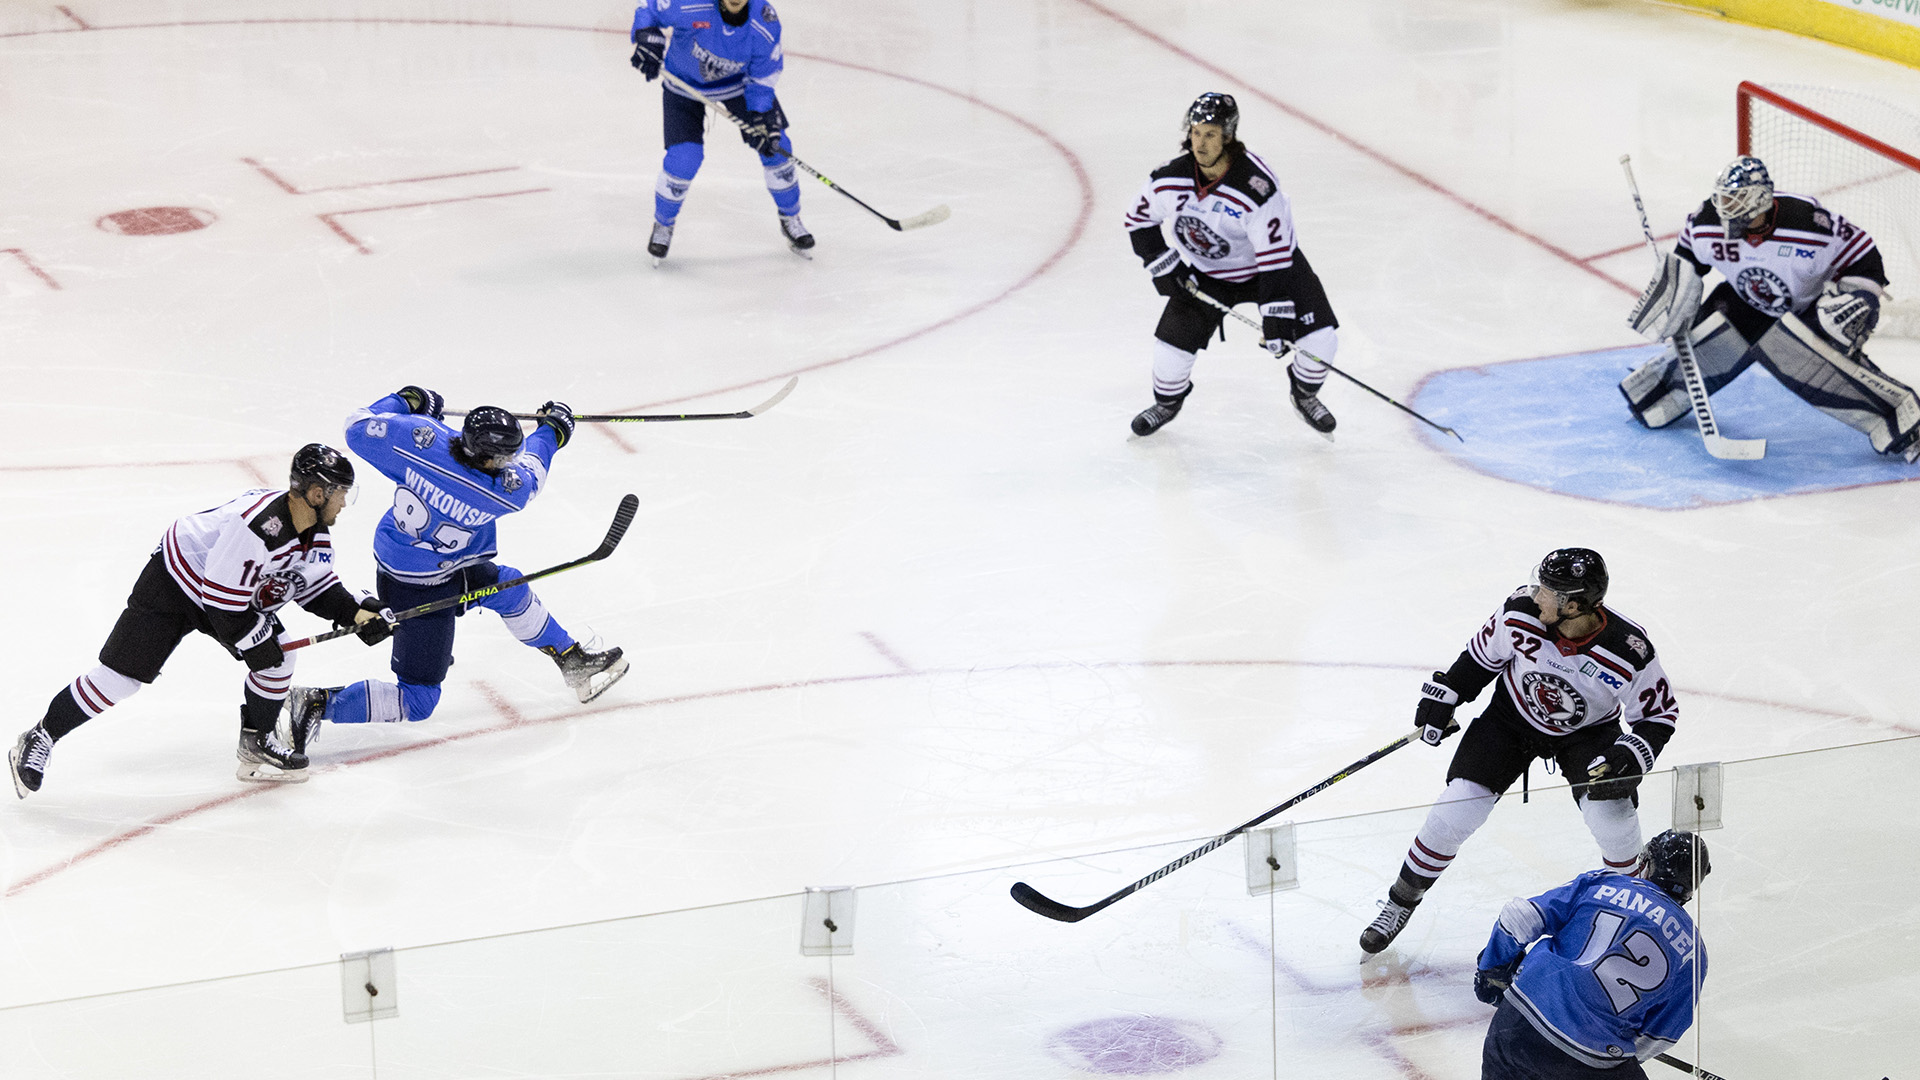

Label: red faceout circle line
[8,657,1908,899]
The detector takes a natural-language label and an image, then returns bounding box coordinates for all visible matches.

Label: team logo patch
[502,469,523,493]
[1734,266,1794,315]
[691,41,745,81]
[1248,174,1270,197]
[1173,214,1231,260]
[763,2,778,20]
[1813,210,1831,230]
[250,569,303,613]
[1626,633,1648,659]
[261,516,283,537]
[1518,671,1588,731]
[413,427,436,449]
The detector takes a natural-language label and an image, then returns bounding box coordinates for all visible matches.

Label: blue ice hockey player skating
[1474,830,1711,1080]
[279,387,629,749]
[630,0,812,260]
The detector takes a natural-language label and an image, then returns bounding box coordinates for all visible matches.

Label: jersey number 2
[1571,909,1671,1013]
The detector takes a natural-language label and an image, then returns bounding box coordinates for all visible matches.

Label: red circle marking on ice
[96,206,218,236]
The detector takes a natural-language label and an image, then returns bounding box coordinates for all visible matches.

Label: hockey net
[1738,81,1920,338]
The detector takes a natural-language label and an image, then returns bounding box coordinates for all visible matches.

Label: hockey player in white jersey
[1359,549,1679,954]
[7,445,395,796]
[1623,155,1920,460]
[1124,93,1342,438]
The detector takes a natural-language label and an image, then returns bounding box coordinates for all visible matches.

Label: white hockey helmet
[1711,155,1774,235]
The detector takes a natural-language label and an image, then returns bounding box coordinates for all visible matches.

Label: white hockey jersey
[1677,191,1884,318]
[1124,149,1300,286]
[1464,589,1678,741]
[160,489,341,647]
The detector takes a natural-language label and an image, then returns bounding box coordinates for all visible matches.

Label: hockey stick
[282,494,638,652]
[639,50,950,232]
[1620,155,1765,461]
[449,377,798,424]
[1182,281,1464,441]
[1655,1053,1730,1080]
[1010,732,1415,923]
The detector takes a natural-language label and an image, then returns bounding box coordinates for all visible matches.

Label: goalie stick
[1010,732,1414,923]
[1182,280,1464,441]
[1620,155,1765,461]
[282,494,638,652]
[450,377,798,424]
[637,48,950,232]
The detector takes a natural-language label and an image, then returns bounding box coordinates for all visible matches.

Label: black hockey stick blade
[1010,732,1415,923]
[457,378,800,425]
[1655,1053,1730,1080]
[285,494,638,652]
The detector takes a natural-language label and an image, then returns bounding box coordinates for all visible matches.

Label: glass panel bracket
[1245,823,1299,895]
[801,886,856,956]
[1671,762,1723,832]
[340,947,397,1023]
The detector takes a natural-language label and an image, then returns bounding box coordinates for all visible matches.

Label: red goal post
[1737,81,1920,337]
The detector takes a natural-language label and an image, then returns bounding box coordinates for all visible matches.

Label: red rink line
[1066,0,1640,299]
[2,247,62,290]
[55,5,89,31]
[242,157,522,196]
[671,977,903,1080]
[317,187,552,255]
[7,657,1909,900]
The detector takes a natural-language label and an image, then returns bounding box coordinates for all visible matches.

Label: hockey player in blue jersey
[630,0,811,260]
[1475,831,1711,1079]
[278,388,628,748]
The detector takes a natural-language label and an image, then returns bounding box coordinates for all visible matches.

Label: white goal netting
[1739,82,1920,338]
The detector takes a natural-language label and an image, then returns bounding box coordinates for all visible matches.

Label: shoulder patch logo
[1813,210,1831,230]
[261,516,283,538]
[503,469,523,493]
[413,426,436,450]
[762,2,778,21]
[1248,174,1270,197]
[1626,633,1648,659]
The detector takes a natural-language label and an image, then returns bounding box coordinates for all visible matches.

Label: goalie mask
[1184,92,1239,146]
[1711,155,1775,237]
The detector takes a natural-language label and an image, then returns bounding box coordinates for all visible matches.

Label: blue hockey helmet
[1712,155,1774,236]
[1642,830,1711,904]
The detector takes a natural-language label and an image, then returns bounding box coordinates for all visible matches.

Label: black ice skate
[544,642,630,703]
[780,213,815,257]
[237,728,309,783]
[1359,883,1421,953]
[1131,385,1193,437]
[9,724,53,798]
[1288,371,1337,441]
[648,221,674,265]
[279,686,338,754]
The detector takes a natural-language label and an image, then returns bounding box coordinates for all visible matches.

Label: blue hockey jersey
[632,0,784,110]
[1479,870,1706,1068]
[344,394,558,585]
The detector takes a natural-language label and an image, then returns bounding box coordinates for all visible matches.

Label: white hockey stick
[1620,155,1765,461]
[641,50,950,232]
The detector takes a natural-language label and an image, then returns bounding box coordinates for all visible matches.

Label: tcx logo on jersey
[1579,659,1623,689]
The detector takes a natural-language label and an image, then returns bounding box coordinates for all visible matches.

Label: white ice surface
[2,0,1917,1076]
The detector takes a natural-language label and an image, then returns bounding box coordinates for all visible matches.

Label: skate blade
[237,760,309,784]
[788,246,814,261]
[574,656,632,703]
[649,256,665,269]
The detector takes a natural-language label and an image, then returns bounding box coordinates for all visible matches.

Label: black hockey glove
[353,597,398,646]
[1261,302,1297,355]
[536,400,575,448]
[240,634,285,673]
[396,385,444,419]
[1474,959,1521,1005]
[630,28,666,80]
[1414,673,1462,746]
[739,105,788,157]
[1149,254,1198,300]
[1584,732,1655,800]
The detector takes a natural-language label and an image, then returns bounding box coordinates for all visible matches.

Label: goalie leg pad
[1757,313,1920,454]
[1619,310,1750,428]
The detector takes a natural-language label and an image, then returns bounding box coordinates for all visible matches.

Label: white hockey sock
[1580,794,1644,870]
[245,650,294,703]
[496,592,553,643]
[1402,778,1498,885]
[1288,327,1338,388]
[1151,339,1198,398]
[68,664,143,717]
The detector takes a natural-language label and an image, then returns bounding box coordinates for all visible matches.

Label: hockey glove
[1628,252,1704,342]
[1474,959,1522,1005]
[630,28,666,80]
[353,597,397,647]
[1261,302,1297,355]
[1147,250,1197,300]
[739,105,788,157]
[396,385,445,419]
[536,400,576,448]
[1414,673,1462,746]
[239,630,285,673]
[1584,732,1655,800]
[1816,286,1880,354]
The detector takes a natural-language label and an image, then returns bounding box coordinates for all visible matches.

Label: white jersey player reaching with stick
[1622,155,1920,461]
[1123,93,1343,439]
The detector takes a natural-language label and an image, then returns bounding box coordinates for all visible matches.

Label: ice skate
[546,642,630,704]
[1131,385,1192,437]
[237,728,308,783]
[9,724,53,798]
[279,686,337,754]
[1359,884,1420,954]
[1288,371,1336,441]
[780,213,815,258]
[648,220,674,266]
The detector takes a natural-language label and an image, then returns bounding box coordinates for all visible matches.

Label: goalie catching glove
[1628,251,1704,342]
[1414,673,1462,746]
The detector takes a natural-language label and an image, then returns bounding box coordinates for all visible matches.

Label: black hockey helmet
[459,406,525,471]
[289,442,355,494]
[1184,92,1239,145]
[1642,829,1711,904]
[1534,547,1608,610]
